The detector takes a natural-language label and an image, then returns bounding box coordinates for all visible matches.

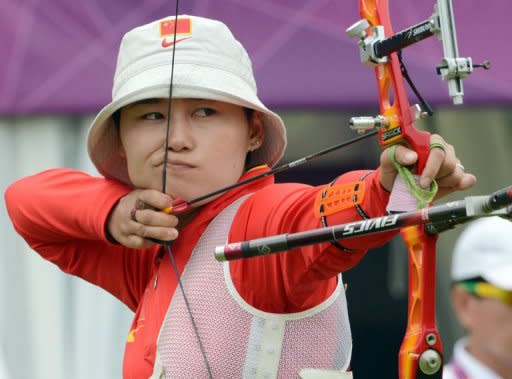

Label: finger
[435,145,458,180]
[133,223,179,242]
[123,235,156,249]
[130,207,138,222]
[436,169,474,188]
[133,208,179,228]
[380,145,418,169]
[379,145,418,191]
[434,173,477,199]
[435,164,465,188]
[137,189,174,212]
[419,136,448,188]
[458,173,477,190]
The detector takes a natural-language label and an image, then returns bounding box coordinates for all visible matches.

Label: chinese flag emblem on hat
[160,17,192,37]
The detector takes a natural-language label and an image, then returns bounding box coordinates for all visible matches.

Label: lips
[152,152,196,171]
[164,159,196,170]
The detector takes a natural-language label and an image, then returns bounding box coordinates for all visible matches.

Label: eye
[142,112,165,120]
[194,107,216,117]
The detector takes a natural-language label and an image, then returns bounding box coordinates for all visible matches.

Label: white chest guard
[152,196,353,379]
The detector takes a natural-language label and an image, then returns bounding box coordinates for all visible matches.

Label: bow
[351,1,441,377]
[348,1,473,377]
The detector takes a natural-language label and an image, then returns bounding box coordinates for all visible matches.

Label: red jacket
[5,166,393,378]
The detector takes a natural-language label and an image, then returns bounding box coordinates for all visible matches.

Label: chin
[164,187,194,201]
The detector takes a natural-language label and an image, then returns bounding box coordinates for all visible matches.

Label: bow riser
[359,1,441,377]
[360,0,431,171]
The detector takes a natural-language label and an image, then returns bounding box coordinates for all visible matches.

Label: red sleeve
[4,168,158,311]
[229,169,395,312]
[322,168,394,250]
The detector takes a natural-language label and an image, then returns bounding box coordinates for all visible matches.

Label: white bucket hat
[88,15,286,186]
[451,216,512,290]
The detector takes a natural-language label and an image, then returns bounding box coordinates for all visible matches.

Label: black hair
[112,109,121,130]
[243,107,254,121]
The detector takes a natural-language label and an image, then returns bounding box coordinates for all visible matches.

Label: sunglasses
[457,280,512,306]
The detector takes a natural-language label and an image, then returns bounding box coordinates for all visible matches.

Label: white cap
[87,15,286,186]
[451,216,512,290]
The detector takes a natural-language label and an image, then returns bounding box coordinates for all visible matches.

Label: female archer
[4,15,475,378]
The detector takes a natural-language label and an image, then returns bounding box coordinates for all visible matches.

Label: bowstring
[162,5,213,378]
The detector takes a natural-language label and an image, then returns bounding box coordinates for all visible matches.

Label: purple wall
[1,0,510,116]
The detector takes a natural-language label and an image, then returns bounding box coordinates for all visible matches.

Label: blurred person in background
[444,216,512,379]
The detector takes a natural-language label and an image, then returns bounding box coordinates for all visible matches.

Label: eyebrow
[124,98,166,110]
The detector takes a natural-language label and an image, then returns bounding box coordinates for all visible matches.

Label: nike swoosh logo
[161,36,190,48]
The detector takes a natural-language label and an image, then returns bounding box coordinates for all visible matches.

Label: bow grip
[402,126,431,175]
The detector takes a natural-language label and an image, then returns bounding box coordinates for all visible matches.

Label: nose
[166,110,192,152]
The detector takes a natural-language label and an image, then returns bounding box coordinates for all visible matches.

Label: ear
[248,112,265,151]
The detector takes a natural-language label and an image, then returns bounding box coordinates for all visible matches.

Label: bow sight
[346,0,490,135]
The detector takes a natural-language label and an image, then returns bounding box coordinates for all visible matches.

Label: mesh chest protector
[152,195,352,378]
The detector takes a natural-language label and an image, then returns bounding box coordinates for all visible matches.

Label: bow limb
[358,1,442,378]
